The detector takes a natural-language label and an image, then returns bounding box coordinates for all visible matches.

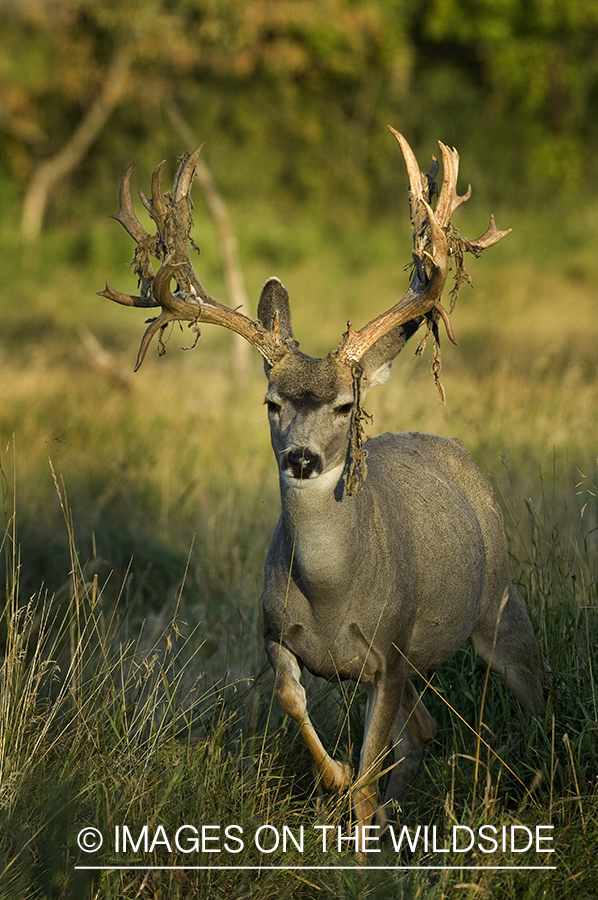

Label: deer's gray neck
[279,464,365,597]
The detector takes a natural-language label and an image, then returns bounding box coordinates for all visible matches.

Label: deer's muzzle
[283,446,323,481]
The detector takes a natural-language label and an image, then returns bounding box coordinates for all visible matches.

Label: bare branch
[21,47,132,240]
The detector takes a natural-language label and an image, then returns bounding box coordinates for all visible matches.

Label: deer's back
[365,430,506,544]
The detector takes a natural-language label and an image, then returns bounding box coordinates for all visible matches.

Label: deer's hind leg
[354,674,436,826]
[384,679,436,803]
[469,585,543,713]
[264,637,352,792]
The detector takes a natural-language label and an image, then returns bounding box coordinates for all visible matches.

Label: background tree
[1,0,414,234]
[1,0,598,238]
[420,0,598,191]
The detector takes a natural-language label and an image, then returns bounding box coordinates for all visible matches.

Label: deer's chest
[279,615,385,684]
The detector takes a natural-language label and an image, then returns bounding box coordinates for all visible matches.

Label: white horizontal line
[75,865,557,871]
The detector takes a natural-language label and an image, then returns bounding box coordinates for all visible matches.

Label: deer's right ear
[258,277,294,341]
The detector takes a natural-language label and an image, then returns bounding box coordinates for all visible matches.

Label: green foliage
[2,0,598,230]
[421,0,598,192]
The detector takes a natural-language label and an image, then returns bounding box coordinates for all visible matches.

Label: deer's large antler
[100,133,510,373]
[98,149,288,370]
[334,126,511,366]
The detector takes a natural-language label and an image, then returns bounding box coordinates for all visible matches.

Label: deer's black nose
[284,447,322,480]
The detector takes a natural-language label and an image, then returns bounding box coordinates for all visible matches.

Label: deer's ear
[358,319,422,392]
[361,356,393,389]
[358,330,406,391]
[258,277,294,341]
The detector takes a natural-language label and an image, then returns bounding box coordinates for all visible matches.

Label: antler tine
[97,282,159,308]
[129,258,202,371]
[150,160,168,226]
[137,160,169,228]
[138,188,152,216]
[134,310,176,371]
[434,142,471,227]
[388,125,424,202]
[109,161,148,243]
[174,145,203,202]
[470,215,512,250]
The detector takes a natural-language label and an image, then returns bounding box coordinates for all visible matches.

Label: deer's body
[264,430,501,684]
[258,331,543,825]
[101,130,544,843]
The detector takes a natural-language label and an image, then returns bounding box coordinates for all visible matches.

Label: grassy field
[0,184,597,898]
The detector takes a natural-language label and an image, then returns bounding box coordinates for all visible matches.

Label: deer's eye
[265,399,281,414]
[334,402,353,417]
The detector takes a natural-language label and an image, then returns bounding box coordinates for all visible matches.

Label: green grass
[0,194,597,897]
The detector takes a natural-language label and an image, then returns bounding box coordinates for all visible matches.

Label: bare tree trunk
[166,101,250,373]
[21,48,131,240]
[79,326,132,392]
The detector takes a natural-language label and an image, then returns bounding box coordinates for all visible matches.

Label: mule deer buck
[99,129,543,838]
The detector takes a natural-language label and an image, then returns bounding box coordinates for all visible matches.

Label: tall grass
[0,200,597,897]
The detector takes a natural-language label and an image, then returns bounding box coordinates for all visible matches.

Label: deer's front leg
[265,637,352,792]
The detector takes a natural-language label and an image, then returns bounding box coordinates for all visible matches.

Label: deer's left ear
[358,320,422,392]
[360,356,393,390]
